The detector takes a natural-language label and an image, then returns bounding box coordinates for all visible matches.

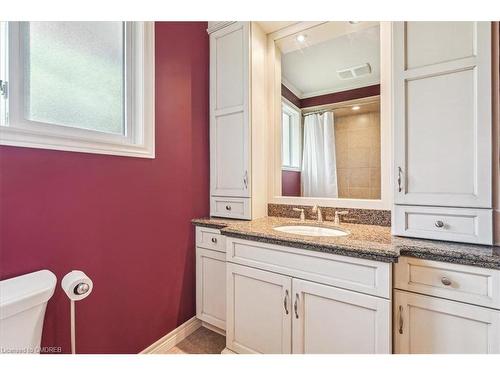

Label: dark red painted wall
[282,170,301,197]
[0,22,209,354]
[300,84,380,108]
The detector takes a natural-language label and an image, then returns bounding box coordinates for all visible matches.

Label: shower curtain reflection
[301,111,338,198]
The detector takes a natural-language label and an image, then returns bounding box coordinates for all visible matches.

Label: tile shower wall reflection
[335,111,381,199]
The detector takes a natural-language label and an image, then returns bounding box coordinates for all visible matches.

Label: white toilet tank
[0,270,57,354]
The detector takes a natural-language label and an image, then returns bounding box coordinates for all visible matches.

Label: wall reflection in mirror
[278,22,381,200]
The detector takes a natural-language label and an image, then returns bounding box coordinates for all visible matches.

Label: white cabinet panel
[196,226,226,253]
[292,279,391,354]
[226,237,391,298]
[393,205,493,245]
[215,26,245,109]
[406,70,475,196]
[196,247,226,330]
[210,196,251,219]
[394,290,500,354]
[394,256,500,309]
[210,22,250,199]
[405,22,475,68]
[212,111,248,196]
[226,263,292,354]
[393,21,491,209]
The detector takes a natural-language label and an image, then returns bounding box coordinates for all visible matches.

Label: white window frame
[0,21,155,158]
[281,98,302,171]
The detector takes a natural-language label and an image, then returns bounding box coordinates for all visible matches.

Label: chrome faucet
[292,208,305,222]
[334,210,349,226]
[311,205,323,223]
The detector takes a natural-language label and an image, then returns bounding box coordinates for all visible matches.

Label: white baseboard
[221,347,236,354]
[201,321,226,337]
[140,316,202,354]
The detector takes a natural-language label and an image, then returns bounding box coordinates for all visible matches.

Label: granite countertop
[192,216,500,269]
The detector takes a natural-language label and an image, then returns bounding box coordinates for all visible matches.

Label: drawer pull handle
[294,293,299,319]
[398,305,404,334]
[225,205,232,211]
[211,237,217,244]
[284,290,289,315]
[435,220,445,228]
[441,276,452,286]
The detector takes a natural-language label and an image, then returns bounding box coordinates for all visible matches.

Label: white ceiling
[279,22,380,98]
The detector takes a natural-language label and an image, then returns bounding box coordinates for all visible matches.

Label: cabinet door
[393,22,491,208]
[210,22,250,198]
[292,279,391,354]
[226,263,292,354]
[196,247,226,330]
[394,290,500,354]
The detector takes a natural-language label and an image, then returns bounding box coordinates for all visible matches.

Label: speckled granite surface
[268,203,391,227]
[192,216,500,269]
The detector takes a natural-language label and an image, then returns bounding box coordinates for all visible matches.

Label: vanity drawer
[226,237,391,298]
[394,256,500,309]
[393,205,493,245]
[210,196,251,220]
[196,226,226,253]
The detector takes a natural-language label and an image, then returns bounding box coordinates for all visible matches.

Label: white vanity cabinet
[226,263,292,354]
[195,226,227,331]
[208,22,267,220]
[292,279,391,354]
[225,237,392,354]
[392,22,493,244]
[394,257,500,354]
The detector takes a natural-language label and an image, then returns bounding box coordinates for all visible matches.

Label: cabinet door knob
[225,205,232,211]
[435,220,445,228]
[441,276,452,286]
[211,237,217,244]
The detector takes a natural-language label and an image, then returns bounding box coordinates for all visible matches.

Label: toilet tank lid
[0,270,57,319]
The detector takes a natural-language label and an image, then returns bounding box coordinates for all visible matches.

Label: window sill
[0,126,155,158]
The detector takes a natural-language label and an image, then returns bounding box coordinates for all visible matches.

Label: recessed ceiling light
[296,34,307,43]
[352,106,361,111]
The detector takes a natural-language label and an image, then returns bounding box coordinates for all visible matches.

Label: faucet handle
[334,210,349,225]
[293,208,306,222]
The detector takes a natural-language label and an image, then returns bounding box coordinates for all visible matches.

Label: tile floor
[162,327,225,354]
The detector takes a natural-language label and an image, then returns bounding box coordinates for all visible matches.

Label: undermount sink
[273,225,349,237]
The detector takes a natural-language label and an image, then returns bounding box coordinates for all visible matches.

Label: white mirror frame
[266,21,392,210]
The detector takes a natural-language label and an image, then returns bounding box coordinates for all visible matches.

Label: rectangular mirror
[275,22,382,201]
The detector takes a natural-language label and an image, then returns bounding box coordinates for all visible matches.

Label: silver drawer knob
[211,237,217,243]
[225,205,232,211]
[435,220,445,228]
[441,276,452,286]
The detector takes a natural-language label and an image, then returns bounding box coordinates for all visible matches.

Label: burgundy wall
[0,22,209,354]
[281,84,301,108]
[282,170,301,197]
[300,84,380,108]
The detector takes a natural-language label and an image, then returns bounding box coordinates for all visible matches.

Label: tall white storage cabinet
[208,22,268,220]
[392,22,493,244]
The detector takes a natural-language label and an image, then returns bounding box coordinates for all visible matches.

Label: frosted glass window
[22,22,125,134]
